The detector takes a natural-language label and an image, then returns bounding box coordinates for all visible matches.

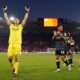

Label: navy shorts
[55,50,68,56]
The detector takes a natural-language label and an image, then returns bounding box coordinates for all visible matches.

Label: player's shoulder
[19,23,23,29]
[9,23,14,28]
[19,23,23,26]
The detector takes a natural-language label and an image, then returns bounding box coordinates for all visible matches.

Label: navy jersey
[53,31,66,50]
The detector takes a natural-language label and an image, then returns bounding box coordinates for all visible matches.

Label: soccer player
[62,32,69,67]
[2,6,30,77]
[67,33,75,66]
[52,26,71,72]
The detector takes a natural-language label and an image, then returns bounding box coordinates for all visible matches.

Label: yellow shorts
[7,44,21,57]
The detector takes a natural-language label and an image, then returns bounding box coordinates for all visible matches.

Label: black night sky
[0,0,80,21]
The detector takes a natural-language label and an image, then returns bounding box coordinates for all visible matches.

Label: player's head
[57,25,63,32]
[13,17,20,25]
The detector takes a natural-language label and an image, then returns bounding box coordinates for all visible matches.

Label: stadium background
[0,18,80,52]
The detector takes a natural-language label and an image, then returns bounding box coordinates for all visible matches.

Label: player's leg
[61,50,69,67]
[67,49,73,66]
[55,50,61,72]
[61,56,68,66]
[61,54,71,71]
[69,53,73,66]
[66,50,72,71]
[62,55,67,67]
[70,47,74,66]
[7,44,14,68]
[13,55,20,76]
[13,44,21,76]
[8,56,14,67]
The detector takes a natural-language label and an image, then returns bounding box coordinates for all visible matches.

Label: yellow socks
[14,62,20,74]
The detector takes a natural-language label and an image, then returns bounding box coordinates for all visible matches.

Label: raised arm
[2,6,11,26]
[52,31,57,40]
[22,6,30,26]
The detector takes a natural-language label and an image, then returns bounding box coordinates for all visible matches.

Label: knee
[8,57,12,62]
[15,55,19,62]
[56,55,60,60]
[15,58,19,62]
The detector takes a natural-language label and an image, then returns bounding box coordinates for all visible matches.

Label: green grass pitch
[0,53,80,80]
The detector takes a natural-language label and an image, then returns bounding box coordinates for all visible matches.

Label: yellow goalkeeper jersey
[9,23,23,44]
